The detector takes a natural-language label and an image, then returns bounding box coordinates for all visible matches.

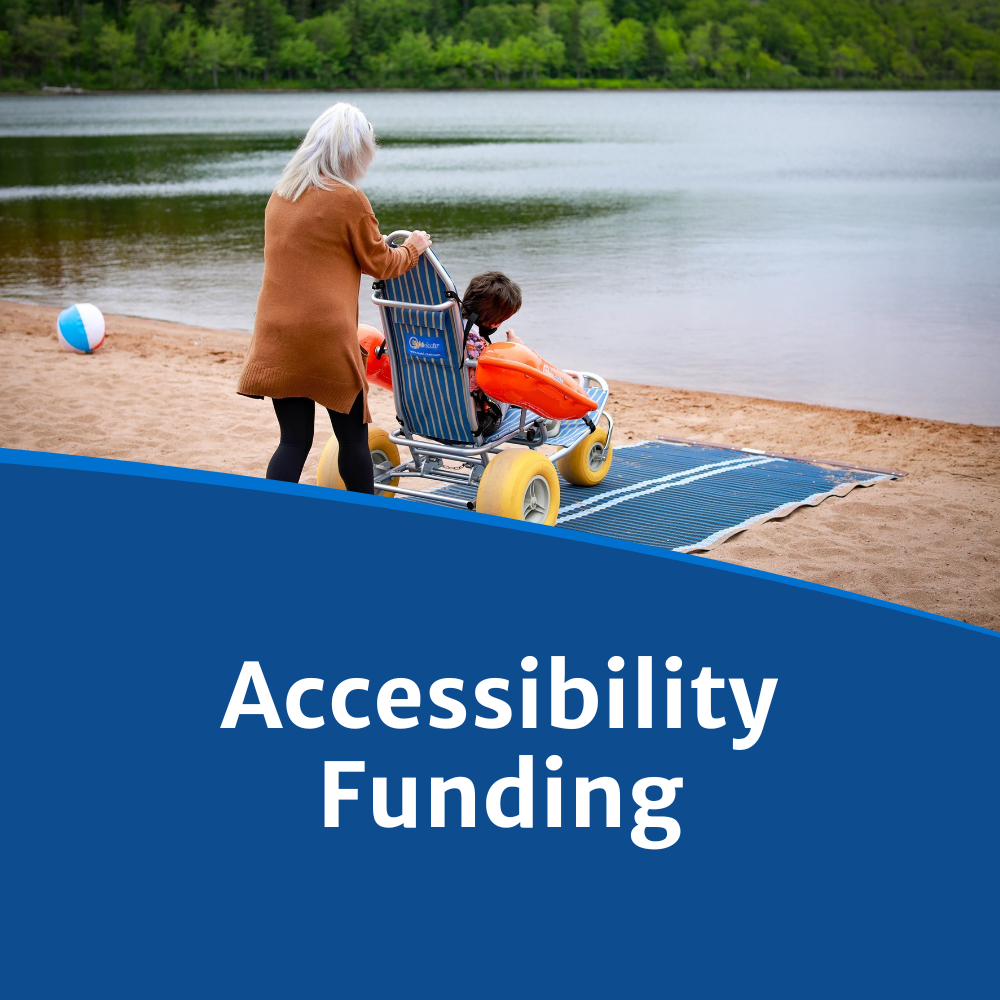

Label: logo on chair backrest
[405,334,446,359]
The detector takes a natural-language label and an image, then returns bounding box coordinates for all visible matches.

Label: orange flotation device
[475,342,598,421]
[358,326,597,422]
[358,324,393,391]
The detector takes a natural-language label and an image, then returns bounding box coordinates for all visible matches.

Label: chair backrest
[377,243,479,444]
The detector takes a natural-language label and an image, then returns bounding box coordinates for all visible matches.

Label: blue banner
[1,449,996,998]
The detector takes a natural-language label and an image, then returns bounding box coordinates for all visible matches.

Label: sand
[2,298,997,632]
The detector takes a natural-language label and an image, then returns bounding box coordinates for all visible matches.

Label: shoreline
[4,84,987,97]
[1,298,985,431]
[2,298,997,630]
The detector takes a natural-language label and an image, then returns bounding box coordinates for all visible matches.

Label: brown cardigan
[237,182,419,420]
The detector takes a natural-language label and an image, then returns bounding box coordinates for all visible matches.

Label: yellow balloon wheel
[317,426,400,497]
[557,425,612,487]
[476,449,560,526]
[316,433,343,489]
[367,426,401,497]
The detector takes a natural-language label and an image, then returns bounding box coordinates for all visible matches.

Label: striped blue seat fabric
[381,252,477,443]
[431,440,891,552]
[486,384,609,446]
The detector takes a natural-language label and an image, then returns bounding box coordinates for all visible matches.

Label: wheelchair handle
[372,290,454,311]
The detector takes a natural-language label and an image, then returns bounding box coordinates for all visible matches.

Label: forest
[1,0,998,91]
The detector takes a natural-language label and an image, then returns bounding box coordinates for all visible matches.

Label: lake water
[1,90,998,424]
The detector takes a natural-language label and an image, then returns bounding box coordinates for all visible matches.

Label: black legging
[266,393,374,494]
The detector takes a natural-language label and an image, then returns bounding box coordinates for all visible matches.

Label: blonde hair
[274,102,376,202]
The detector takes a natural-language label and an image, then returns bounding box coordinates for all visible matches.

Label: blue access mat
[436,440,891,552]
[555,440,890,551]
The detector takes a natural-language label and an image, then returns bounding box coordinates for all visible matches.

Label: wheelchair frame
[370,231,614,512]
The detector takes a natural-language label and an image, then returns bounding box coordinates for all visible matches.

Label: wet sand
[2,299,997,631]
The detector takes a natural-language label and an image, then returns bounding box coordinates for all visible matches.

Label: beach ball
[57,303,106,354]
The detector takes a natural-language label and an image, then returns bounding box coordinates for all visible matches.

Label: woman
[238,102,431,492]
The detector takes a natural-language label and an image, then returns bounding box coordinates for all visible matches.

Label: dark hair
[462,271,522,328]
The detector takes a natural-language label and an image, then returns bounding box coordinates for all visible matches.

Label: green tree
[511,33,539,81]
[464,4,515,46]
[243,0,296,78]
[831,41,875,80]
[535,25,565,77]
[1,0,27,39]
[386,29,435,86]
[227,30,259,83]
[565,2,584,80]
[891,48,926,81]
[302,10,351,78]
[1,0,999,91]
[197,25,230,86]
[276,34,319,78]
[129,3,170,73]
[435,35,491,85]
[96,23,135,86]
[687,21,739,80]
[643,20,662,78]
[342,0,433,83]
[654,18,686,81]
[739,37,798,86]
[0,30,11,77]
[79,4,105,73]
[21,16,76,76]
[599,17,644,78]
[210,0,247,34]
[970,49,1000,85]
[579,0,610,73]
[491,36,514,83]
[163,15,199,84]
[580,0,610,46]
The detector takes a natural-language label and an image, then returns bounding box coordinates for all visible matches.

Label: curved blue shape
[57,305,91,353]
[0,445,997,998]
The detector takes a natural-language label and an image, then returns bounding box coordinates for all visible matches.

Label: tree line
[1,0,998,91]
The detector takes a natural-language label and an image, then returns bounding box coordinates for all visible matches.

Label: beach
[2,298,997,631]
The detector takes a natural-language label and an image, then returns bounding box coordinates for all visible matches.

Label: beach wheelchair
[318,232,614,525]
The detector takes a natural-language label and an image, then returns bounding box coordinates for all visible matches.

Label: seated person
[461,271,524,437]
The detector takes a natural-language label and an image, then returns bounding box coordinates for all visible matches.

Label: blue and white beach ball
[57,303,106,354]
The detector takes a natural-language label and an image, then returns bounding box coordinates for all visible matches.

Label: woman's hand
[505,330,523,344]
[404,230,432,254]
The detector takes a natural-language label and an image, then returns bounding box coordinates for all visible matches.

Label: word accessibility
[221,656,779,751]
